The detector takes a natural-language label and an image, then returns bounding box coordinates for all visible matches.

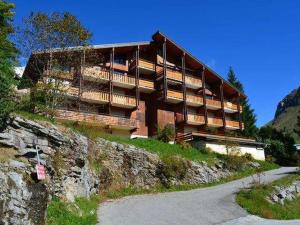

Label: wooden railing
[226,120,240,128]
[54,109,137,129]
[167,90,184,100]
[81,90,109,103]
[166,68,183,81]
[112,93,136,107]
[65,86,79,97]
[186,94,203,105]
[83,67,109,81]
[45,69,73,80]
[185,74,202,87]
[139,58,155,71]
[206,99,222,108]
[224,101,238,111]
[187,114,205,124]
[106,62,128,71]
[112,73,135,86]
[208,117,223,126]
[139,79,154,89]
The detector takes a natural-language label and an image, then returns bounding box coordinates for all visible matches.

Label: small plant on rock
[157,124,175,143]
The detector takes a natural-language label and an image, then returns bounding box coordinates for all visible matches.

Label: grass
[237,171,300,220]
[0,147,17,162]
[15,111,57,124]
[62,121,218,165]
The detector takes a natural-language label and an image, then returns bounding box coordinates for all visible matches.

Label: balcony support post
[202,67,208,126]
[220,80,226,129]
[182,53,187,122]
[163,38,167,101]
[237,92,243,130]
[135,46,140,108]
[109,48,115,114]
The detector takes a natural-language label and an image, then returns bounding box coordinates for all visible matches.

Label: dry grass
[0,147,17,162]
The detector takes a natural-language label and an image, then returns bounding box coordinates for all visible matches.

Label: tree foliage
[17,11,92,116]
[294,110,300,138]
[227,66,257,137]
[0,1,17,130]
[258,126,297,165]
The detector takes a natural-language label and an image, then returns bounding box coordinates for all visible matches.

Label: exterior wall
[131,101,148,138]
[206,142,265,161]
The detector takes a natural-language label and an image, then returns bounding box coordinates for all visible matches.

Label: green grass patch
[15,111,56,124]
[62,121,217,164]
[46,196,99,225]
[237,172,300,220]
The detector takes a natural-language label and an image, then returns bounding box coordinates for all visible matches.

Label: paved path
[97,167,300,225]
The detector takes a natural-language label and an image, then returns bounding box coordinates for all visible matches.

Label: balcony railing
[112,73,135,87]
[83,67,109,82]
[106,62,128,71]
[45,69,73,80]
[207,117,223,127]
[54,109,137,130]
[167,90,184,101]
[226,120,241,129]
[65,86,79,97]
[206,98,222,109]
[166,68,183,82]
[139,78,154,89]
[81,90,109,104]
[224,101,238,112]
[112,93,136,108]
[185,74,202,88]
[187,114,205,125]
[186,94,203,106]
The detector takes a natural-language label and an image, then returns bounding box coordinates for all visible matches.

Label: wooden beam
[202,67,208,126]
[182,53,187,122]
[237,92,243,130]
[220,80,226,128]
[163,38,167,101]
[135,46,140,108]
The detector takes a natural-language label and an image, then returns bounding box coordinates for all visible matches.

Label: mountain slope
[268,87,300,142]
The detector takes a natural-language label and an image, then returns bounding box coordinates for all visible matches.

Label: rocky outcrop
[0,116,254,225]
[268,181,300,205]
[275,87,300,118]
[0,116,99,225]
[95,138,231,189]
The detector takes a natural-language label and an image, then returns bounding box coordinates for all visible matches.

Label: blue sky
[11,0,300,126]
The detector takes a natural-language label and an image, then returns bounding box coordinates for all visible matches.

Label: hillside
[268,87,300,142]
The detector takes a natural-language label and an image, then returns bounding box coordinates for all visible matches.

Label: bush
[157,124,175,143]
[244,153,254,161]
[161,155,189,180]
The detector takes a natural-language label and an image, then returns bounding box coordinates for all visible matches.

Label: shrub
[244,153,254,161]
[157,124,175,143]
[161,155,189,180]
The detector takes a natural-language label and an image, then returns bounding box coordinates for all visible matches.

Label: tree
[294,110,300,138]
[0,1,17,130]
[17,12,92,116]
[227,66,257,137]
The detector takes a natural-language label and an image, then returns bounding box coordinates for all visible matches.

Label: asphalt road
[97,167,300,225]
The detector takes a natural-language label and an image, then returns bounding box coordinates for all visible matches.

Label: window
[114,55,126,65]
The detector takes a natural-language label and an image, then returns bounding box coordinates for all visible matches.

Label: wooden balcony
[112,73,135,89]
[112,93,136,108]
[81,90,109,104]
[55,109,137,130]
[45,69,73,80]
[224,101,238,113]
[106,62,128,72]
[166,68,183,82]
[166,90,184,103]
[64,86,79,98]
[131,58,155,74]
[206,98,222,110]
[207,117,223,127]
[139,78,155,93]
[82,67,109,83]
[186,94,203,106]
[187,114,205,125]
[225,120,243,130]
[185,74,202,89]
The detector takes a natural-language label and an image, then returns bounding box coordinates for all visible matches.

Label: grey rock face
[269,182,300,205]
[0,117,99,225]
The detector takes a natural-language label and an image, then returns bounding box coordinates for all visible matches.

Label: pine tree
[227,66,257,137]
[0,1,17,130]
[294,110,300,138]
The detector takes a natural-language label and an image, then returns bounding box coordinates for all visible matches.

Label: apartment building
[23,31,265,160]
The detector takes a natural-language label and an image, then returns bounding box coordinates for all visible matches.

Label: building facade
[23,31,265,160]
